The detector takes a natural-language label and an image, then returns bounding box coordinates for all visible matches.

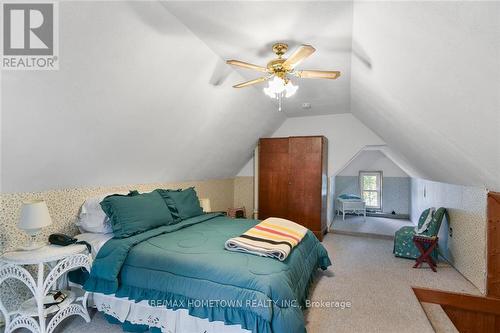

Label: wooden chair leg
[413,239,438,271]
[413,242,426,268]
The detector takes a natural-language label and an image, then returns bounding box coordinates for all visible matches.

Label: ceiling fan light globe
[285,82,298,97]
[268,76,285,94]
[263,87,275,98]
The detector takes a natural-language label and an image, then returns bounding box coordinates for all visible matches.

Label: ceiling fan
[226,43,340,111]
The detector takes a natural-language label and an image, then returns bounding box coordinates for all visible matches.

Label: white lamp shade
[18,200,53,232]
[199,198,212,213]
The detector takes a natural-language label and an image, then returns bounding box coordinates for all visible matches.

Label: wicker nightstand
[0,244,91,333]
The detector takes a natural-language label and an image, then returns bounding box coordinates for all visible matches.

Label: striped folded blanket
[224,217,308,261]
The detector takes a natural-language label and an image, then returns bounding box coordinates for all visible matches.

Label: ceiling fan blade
[233,76,269,88]
[226,60,268,73]
[296,70,341,79]
[283,45,316,69]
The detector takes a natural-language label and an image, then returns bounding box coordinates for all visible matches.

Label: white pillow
[76,193,125,234]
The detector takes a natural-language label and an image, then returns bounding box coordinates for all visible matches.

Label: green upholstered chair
[393,207,448,260]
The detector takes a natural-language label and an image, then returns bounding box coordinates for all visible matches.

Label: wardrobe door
[287,137,323,235]
[487,192,500,297]
[258,138,289,220]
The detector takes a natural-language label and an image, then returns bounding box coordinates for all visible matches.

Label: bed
[72,213,331,333]
[336,195,366,220]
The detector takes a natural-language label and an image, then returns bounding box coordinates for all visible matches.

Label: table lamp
[200,198,211,213]
[18,200,53,250]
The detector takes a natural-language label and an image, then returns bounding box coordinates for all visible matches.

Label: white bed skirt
[90,292,250,333]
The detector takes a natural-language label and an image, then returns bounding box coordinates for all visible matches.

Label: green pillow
[100,190,174,238]
[156,187,204,221]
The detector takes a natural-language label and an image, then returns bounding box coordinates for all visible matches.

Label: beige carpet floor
[304,233,479,333]
[331,215,414,237]
[50,233,480,333]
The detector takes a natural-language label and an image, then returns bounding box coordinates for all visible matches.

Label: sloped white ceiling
[350,1,500,190]
[2,1,498,193]
[165,1,500,190]
[1,1,284,192]
[163,1,353,117]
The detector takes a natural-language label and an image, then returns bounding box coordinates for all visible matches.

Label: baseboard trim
[330,229,394,240]
[366,212,410,219]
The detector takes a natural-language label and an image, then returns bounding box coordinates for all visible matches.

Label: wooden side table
[227,207,246,219]
[413,235,439,272]
[0,244,91,333]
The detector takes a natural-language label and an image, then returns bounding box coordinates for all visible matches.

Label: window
[359,171,382,210]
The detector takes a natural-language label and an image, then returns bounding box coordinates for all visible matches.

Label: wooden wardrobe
[258,136,328,241]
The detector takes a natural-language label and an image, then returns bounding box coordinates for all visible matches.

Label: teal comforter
[83,213,331,333]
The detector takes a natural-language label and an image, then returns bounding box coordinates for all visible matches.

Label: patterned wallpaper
[382,177,411,215]
[233,177,254,218]
[411,178,488,293]
[0,178,235,319]
[0,178,235,253]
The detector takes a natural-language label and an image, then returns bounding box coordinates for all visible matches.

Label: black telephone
[49,233,91,252]
[49,233,77,246]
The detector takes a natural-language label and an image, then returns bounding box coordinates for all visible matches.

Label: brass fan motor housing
[272,43,288,57]
[266,58,288,79]
[268,43,292,80]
